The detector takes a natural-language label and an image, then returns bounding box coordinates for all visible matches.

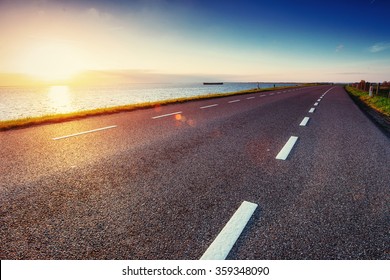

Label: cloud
[86,7,112,21]
[369,42,390,53]
[335,44,344,52]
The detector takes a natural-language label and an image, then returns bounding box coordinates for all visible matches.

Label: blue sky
[0,0,389,84]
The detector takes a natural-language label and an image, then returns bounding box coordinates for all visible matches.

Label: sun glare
[19,41,85,82]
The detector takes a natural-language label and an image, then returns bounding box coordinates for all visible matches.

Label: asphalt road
[0,85,389,259]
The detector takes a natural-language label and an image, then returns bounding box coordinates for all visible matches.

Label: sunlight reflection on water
[47,85,73,113]
[0,82,297,121]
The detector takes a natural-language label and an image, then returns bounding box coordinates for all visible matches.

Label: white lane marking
[152,111,182,119]
[260,94,266,97]
[277,92,282,94]
[317,99,321,102]
[309,108,315,113]
[300,117,310,126]
[269,93,275,95]
[275,136,299,160]
[323,86,336,95]
[53,125,117,140]
[314,102,319,106]
[200,104,219,109]
[246,96,255,100]
[200,201,258,260]
[228,99,240,103]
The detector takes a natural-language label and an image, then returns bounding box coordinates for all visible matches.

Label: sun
[18,40,86,82]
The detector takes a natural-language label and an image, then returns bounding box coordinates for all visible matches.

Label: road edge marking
[152,111,183,119]
[53,125,118,140]
[200,201,258,260]
[200,104,219,109]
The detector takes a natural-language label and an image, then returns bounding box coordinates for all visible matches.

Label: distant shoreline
[0,84,306,131]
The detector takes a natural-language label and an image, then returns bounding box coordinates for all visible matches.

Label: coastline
[0,85,301,131]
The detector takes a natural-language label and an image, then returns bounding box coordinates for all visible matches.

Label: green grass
[345,86,390,117]
[0,84,304,131]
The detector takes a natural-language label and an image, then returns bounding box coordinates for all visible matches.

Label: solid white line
[53,125,117,140]
[152,111,182,119]
[309,108,315,113]
[200,201,258,260]
[246,96,255,100]
[314,102,319,106]
[323,86,336,95]
[200,104,219,109]
[275,136,299,160]
[228,99,240,103]
[299,117,310,126]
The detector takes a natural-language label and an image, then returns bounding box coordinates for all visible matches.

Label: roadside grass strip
[299,117,310,126]
[309,108,315,113]
[53,125,117,140]
[152,111,183,119]
[275,136,299,160]
[200,201,258,260]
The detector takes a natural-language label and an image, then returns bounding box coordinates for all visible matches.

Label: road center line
[246,97,255,100]
[260,94,266,97]
[314,102,319,106]
[309,108,315,113]
[200,201,258,260]
[228,99,240,103]
[275,136,299,160]
[300,117,310,126]
[53,125,117,140]
[152,111,183,119]
[317,99,321,102]
[200,104,219,109]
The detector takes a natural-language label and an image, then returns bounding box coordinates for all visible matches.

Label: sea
[0,82,297,121]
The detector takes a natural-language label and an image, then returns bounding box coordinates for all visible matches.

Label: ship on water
[203,82,223,85]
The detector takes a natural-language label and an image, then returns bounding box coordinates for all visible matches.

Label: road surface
[0,85,389,259]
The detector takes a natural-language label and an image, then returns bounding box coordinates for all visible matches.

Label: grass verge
[345,86,390,117]
[0,85,302,131]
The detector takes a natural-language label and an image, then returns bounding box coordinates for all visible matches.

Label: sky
[0,0,389,85]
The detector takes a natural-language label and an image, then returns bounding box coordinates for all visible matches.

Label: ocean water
[0,82,296,121]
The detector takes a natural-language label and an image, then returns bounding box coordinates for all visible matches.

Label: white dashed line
[228,99,240,103]
[275,136,299,160]
[269,93,275,95]
[299,117,310,126]
[246,97,255,100]
[260,94,266,97]
[53,125,117,140]
[314,102,319,106]
[200,104,219,109]
[317,99,321,102]
[309,108,315,113]
[200,201,258,260]
[152,111,183,119]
